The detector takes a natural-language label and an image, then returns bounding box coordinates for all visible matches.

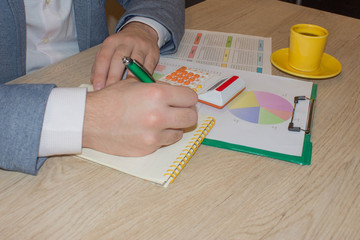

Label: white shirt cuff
[38,87,87,157]
[119,16,171,48]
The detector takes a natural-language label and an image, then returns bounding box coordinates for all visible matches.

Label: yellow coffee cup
[288,24,328,72]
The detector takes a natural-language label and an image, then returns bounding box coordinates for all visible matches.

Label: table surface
[1,0,360,239]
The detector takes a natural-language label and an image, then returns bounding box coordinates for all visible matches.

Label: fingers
[91,22,160,90]
[159,129,184,147]
[123,53,159,80]
[122,43,159,81]
[140,92,198,132]
[163,107,198,130]
[91,39,158,89]
[130,48,159,75]
[163,85,198,108]
[137,83,198,129]
[125,129,184,157]
[105,47,128,86]
[91,42,123,90]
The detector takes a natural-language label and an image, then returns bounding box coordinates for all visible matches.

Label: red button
[216,76,239,92]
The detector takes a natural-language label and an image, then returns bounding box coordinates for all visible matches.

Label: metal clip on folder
[288,96,315,134]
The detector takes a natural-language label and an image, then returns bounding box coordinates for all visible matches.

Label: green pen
[122,56,156,83]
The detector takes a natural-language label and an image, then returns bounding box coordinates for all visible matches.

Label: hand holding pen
[84,57,198,157]
[91,22,159,90]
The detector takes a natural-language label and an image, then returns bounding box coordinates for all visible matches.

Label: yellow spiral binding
[163,117,215,183]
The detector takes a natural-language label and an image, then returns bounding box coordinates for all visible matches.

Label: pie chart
[227,91,293,124]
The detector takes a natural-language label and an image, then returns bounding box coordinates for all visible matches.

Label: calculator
[158,66,246,108]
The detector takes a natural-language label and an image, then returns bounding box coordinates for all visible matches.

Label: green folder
[202,84,317,165]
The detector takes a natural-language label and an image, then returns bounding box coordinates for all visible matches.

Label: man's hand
[82,79,198,157]
[91,22,160,90]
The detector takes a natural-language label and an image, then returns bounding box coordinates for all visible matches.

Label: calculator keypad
[159,66,223,95]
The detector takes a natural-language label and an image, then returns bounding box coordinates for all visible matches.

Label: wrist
[122,21,159,43]
[82,92,98,150]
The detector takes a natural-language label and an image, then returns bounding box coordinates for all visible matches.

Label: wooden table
[1,0,360,239]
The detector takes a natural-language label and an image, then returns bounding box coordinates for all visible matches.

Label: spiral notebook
[78,114,215,187]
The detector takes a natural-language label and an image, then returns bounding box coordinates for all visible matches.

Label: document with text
[162,29,272,74]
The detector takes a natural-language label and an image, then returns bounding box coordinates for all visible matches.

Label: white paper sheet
[154,58,313,157]
[162,29,272,74]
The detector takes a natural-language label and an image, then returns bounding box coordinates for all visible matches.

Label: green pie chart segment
[227,91,293,125]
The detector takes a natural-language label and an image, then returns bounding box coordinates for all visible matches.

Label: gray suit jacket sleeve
[116,0,185,55]
[0,84,56,175]
[0,0,184,175]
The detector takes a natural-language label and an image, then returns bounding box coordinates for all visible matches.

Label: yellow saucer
[270,48,341,79]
